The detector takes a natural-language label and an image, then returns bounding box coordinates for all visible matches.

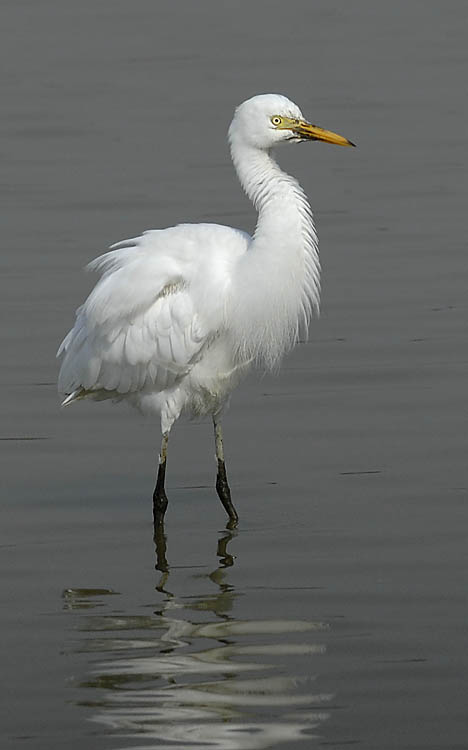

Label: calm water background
[2,1,467,748]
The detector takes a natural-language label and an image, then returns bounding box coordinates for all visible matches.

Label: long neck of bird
[228,138,320,369]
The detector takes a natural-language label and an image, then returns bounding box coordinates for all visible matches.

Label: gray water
[2,1,467,748]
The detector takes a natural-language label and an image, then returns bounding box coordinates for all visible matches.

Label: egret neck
[228,138,320,370]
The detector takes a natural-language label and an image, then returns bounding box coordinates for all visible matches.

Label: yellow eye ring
[271,116,282,126]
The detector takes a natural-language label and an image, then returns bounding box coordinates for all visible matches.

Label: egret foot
[216,458,239,527]
[153,432,169,526]
[213,418,238,526]
[153,489,168,527]
[153,478,168,527]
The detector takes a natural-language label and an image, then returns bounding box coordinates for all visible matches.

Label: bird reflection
[153,521,170,594]
[65,524,332,749]
[154,521,235,574]
[153,520,237,618]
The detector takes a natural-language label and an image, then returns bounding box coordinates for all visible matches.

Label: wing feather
[58,233,220,399]
[58,223,250,404]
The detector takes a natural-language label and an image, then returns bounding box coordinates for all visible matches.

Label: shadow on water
[63,525,333,749]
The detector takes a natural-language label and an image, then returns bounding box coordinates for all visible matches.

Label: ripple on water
[63,531,333,749]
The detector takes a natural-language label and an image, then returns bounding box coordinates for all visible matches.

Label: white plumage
[57,93,354,525]
[58,223,250,432]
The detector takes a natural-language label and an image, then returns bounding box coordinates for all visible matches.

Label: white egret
[57,94,354,526]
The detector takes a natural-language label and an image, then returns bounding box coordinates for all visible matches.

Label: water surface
[2,1,467,748]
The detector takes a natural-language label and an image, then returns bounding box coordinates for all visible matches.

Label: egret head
[229,93,355,151]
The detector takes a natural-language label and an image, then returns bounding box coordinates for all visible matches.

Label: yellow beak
[280,117,355,147]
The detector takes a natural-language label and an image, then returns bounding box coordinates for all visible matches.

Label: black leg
[213,419,239,527]
[153,432,169,526]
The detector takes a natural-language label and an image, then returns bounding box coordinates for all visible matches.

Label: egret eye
[271,116,282,126]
